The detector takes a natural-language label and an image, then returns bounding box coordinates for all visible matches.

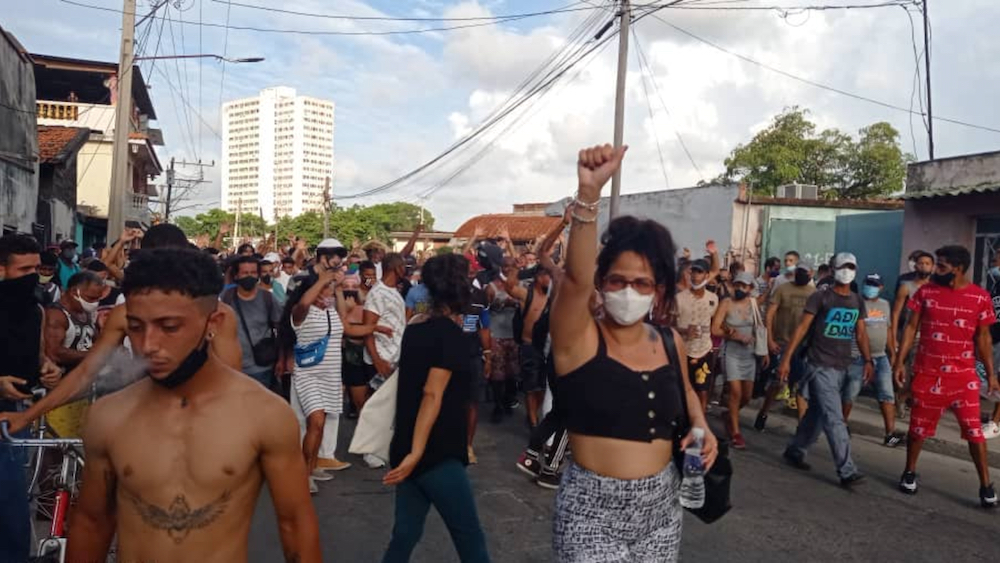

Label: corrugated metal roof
[901,183,1000,200]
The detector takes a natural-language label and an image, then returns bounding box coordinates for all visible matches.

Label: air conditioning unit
[776,183,820,200]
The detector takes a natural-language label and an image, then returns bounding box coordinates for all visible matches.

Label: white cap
[263,252,281,264]
[833,252,858,268]
[317,238,348,257]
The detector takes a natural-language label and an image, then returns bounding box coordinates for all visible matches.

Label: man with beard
[0,234,62,562]
[66,248,320,562]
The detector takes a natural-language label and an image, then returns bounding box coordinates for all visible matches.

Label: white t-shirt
[675,288,719,359]
[363,280,406,366]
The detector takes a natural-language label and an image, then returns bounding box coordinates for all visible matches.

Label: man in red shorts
[894,245,998,507]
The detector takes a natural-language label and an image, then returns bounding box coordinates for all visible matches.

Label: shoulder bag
[662,326,733,524]
[749,299,770,357]
[234,291,279,367]
[293,310,332,368]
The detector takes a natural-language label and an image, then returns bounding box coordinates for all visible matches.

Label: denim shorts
[844,355,893,404]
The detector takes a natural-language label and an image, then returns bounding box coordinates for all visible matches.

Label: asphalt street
[248,407,1000,562]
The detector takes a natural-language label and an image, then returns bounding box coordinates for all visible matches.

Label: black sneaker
[899,471,918,495]
[516,452,542,478]
[782,450,811,471]
[883,433,904,448]
[840,473,866,488]
[980,483,999,509]
[754,413,768,432]
[536,471,561,490]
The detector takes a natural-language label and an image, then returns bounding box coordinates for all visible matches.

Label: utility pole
[922,0,934,159]
[163,159,214,221]
[609,0,630,219]
[323,176,332,239]
[108,0,137,240]
[235,197,242,242]
[164,158,175,221]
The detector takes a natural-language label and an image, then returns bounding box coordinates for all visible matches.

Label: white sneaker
[363,454,386,469]
[311,469,335,482]
[983,422,1000,440]
[309,478,319,495]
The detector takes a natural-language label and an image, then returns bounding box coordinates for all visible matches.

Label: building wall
[901,193,1000,270]
[0,31,38,234]
[222,87,334,221]
[906,151,1000,195]
[76,139,113,217]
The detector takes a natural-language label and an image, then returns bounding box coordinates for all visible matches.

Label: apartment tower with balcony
[222,87,335,222]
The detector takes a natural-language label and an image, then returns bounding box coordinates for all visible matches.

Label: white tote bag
[750,300,770,357]
[349,370,397,462]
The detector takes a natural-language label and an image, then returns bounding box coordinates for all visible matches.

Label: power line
[58,0,608,37]
[662,0,919,11]
[217,0,233,115]
[152,65,222,140]
[211,0,600,22]
[645,12,1000,135]
[632,28,672,189]
[631,26,705,181]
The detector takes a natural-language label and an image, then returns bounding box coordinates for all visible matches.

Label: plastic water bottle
[679,427,706,509]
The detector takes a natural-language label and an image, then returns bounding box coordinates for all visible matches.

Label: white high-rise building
[221,87,335,221]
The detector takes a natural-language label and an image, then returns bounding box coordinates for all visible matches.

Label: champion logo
[954,318,969,328]
[931,332,946,341]
[961,351,974,359]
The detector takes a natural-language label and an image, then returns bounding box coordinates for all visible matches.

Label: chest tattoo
[123,488,232,543]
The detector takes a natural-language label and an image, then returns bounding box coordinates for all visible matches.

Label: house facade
[0,27,39,238]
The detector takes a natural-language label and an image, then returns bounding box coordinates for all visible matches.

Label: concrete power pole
[107,0,137,239]
[922,0,934,159]
[164,157,175,221]
[608,0,630,219]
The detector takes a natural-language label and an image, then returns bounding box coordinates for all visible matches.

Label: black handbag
[661,327,733,524]
[234,291,279,367]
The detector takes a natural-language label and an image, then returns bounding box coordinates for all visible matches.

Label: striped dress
[292,305,344,417]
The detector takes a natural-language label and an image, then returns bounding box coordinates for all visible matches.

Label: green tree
[719,107,911,198]
[174,216,201,238]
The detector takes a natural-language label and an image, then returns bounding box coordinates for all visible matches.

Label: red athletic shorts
[908,372,985,444]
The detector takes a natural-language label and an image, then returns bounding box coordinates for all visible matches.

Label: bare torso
[521,287,548,344]
[98,371,270,561]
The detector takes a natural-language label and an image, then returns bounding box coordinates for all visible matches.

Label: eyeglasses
[603,275,657,295]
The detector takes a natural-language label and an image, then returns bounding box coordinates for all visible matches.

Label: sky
[6,0,1000,230]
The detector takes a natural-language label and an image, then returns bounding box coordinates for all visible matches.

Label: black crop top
[557,325,684,442]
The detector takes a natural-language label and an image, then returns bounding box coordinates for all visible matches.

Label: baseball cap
[833,252,858,268]
[262,252,281,264]
[734,272,755,286]
[59,239,78,249]
[864,273,884,286]
[690,258,710,272]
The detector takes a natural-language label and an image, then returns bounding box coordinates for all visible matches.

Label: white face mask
[76,292,99,314]
[691,279,709,291]
[834,268,856,285]
[603,287,654,326]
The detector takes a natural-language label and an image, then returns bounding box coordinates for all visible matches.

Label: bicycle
[3,399,84,563]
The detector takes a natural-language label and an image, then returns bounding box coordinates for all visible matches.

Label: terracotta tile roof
[38,125,89,164]
[454,214,564,243]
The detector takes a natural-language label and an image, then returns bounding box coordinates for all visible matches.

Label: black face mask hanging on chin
[150,326,211,389]
[931,272,956,287]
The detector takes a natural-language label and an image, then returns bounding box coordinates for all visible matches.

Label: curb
[733,398,1000,468]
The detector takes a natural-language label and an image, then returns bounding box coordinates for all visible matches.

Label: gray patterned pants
[553,462,683,562]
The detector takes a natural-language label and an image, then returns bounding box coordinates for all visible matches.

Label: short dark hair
[913,251,934,263]
[785,250,800,260]
[85,260,108,273]
[40,251,59,267]
[0,233,41,265]
[237,243,255,255]
[281,256,295,265]
[935,245,971,273]
[817,264,831,275]
[422,254,471,314]
[383,253,405,273]
[597,216,677,299]
[359,260,376,273]
[123,249,223,301]
[764,257,781,270]
[230,255,261,277]
[143,224,189,250]
[67,270,104,289]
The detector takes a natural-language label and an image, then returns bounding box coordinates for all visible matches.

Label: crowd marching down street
[0,144,999,563]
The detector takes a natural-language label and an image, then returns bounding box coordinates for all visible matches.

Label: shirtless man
[66,248,320,562]
[505,263,553,427]
[0,224,241,434]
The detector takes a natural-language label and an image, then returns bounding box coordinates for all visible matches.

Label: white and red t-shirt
[908,283,997,377]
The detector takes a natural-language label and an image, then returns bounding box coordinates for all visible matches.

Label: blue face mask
[862,285,880,300]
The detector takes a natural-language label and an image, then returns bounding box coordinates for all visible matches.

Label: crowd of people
[0,143,998,563]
